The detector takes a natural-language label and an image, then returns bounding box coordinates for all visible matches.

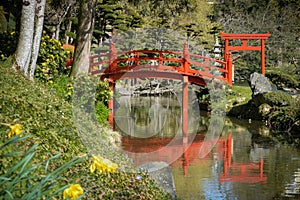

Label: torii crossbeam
[220,32,270,75]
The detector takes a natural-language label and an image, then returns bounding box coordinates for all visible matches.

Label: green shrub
[35,31,71,83]
[266,70,299,89]
[95,79,112,105]
[95,101,109,125]
[263,91,295,107]
[268,106,298,131]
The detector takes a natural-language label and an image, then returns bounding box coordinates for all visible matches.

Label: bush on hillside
[266,70,299,90]
[0,64,170,199]
[263,91,296,107]
[35,31,71,83]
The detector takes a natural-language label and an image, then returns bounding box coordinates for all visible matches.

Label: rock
[249,72,273,96]
[249,72,273,105]
[138,162,176,199]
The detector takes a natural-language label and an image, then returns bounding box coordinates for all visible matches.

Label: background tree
[44,0,76,40]
[12,0,36,74]
[70,0,97,77]
[212,0,300,70]
[12,0,47,79]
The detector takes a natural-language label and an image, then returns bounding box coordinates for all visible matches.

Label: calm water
[114,96,300,200]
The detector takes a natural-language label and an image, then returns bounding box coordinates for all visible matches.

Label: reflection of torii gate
[220,32,270,75]
[122,133,267,182]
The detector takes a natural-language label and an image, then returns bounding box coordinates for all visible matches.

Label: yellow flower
[90,155,118,174]
[63,184,83,200]
[49,80,53,84]
[8,124,23,138]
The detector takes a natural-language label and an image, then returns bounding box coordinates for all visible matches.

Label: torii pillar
[220,32,270,75]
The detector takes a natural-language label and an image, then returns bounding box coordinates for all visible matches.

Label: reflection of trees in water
[115,96,182,138]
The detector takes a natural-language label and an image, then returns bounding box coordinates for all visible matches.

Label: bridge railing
[89,42,233,85]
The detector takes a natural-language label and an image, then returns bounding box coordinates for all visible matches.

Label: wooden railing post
[159,51,163,67]
[108,78,115,127]
[183,43,190,73]
[109,42,117,72]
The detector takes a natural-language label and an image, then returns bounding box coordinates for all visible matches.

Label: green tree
[213,0,300,68]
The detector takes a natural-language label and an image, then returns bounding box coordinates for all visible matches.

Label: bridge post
[182,75,189,139]
[226,53,233,86]
[109,42,117,72]
[183,43,190,73]
[108,78,115,127]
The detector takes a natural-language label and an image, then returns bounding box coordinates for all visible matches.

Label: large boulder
[249,72,273,105]
[249,72,273,96]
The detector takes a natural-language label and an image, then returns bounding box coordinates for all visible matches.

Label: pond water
[114,95,300,200]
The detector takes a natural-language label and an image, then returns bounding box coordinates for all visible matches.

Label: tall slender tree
[70,0,97,77]
[12,0,36,74]
[12,0,46,79]
[29,0,46,80]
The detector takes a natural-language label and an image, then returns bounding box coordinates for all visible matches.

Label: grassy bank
[0,62,171,199]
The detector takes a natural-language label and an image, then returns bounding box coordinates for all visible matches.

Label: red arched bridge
[88,42,232,128]
[88,33,269,127]
[89,42,233,86]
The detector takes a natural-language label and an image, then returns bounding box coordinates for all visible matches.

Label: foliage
[95,101,109,125]
[0,31,17,61]
[0,134,85,199]
[268,106,299,132]
[263,91,295,107]
[46,74,74,101]
[131,0,219,47]
[35,31,71,83]
[266,69,299,90]
[93,0,144,45]
[0,64,170,199]
[213,0,300,68]
[95,79,112,105]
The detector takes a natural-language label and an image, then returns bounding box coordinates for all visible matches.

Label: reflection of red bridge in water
[122,133,267,183]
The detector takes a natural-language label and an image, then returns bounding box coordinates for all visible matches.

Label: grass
[0,60,171,199]
[225,83,252,112]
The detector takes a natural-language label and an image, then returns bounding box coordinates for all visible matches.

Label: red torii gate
[220,32,270,75]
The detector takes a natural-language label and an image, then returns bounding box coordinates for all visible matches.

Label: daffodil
[8,124,23,138]
[90,155,118,173]
[63,184,83,200]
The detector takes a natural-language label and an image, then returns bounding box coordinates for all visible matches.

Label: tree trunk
[70,0,96,77]
[65,20,73,44]
[55,23,60,40]
[12,0,36,75]
[29,0,46,81]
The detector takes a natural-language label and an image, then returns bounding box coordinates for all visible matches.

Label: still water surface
[115,96,300,200]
